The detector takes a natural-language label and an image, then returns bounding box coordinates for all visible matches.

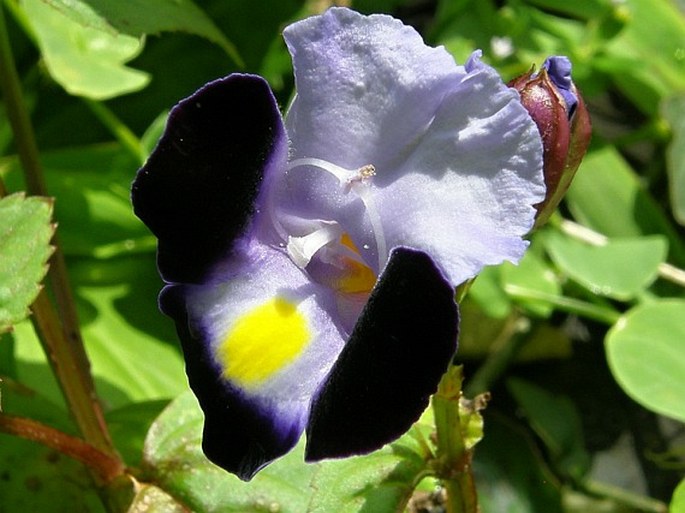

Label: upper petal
[131,74,287,284]
[161,240,346,480]
[284,7,461,172]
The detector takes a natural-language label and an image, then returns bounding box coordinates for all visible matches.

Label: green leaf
[0,193,54,333]
[143,391,432,513]
[671,478,685,513]
[507,378,590,481]
[22,0,150,99]
[566,146,685,266]
[662,94,685,226]
[143,391,316,512]
[501,246,561,317]
[307,425,432,513]
[543,231,667,300]
[42,0,243,65]
[606,300,685,423]
[2,144,153,258]
[475,414,562,513]
[603,0,685,113]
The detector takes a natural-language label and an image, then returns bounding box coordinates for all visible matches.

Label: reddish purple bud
[509,56,591,227]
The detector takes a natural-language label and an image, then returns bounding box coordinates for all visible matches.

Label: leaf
[41,0,243,65]
[606,300,685,423]
[543,231,667,300]
[507,378,590,481]
[1,144,153,258]
[475,413,563,513]
[143,391,433,513]
[662,94,685,226]
[0,193,54,333]
[566,146,685,266]
[501,246,561,317]
[671,478,685,513]
[142,391,316,513]
[307,424,432,513]
[22,0,150,99]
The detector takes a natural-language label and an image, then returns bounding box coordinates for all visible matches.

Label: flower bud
[509,56,591,227]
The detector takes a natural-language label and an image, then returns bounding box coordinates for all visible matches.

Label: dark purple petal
[132,74,287,284]
[305,247,459,461]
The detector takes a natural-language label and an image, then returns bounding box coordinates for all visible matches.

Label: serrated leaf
[606,300,685,423]
[143,391,433,513]
[0,193,54,333]
[41,0,243,66]
[543,231,667,300]
[22,0,150,99]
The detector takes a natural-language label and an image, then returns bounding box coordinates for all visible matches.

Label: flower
[508,56,591,226]
[132,7,545,481]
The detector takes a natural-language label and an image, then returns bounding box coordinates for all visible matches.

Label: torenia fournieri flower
[509,56,592,227]
[132,8,546,480]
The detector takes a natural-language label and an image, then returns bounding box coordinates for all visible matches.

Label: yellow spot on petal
[218,297,310,388]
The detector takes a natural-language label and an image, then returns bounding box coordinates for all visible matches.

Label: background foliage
[1,0,685,511]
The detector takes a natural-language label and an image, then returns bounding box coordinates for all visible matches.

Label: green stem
[84,99,146,164]
[433,366,480,513]
[465,314,529,397]
[0,2,117,459]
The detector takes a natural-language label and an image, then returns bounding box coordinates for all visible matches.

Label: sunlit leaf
[143,391,432,513]
[671,478,685,513]
[543,231,667,300]
[41,0,243,65]
[0,193,54,333]
[606,300,685,423]
[22,0,150,99]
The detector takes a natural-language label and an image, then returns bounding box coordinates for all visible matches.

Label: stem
[0,2,116,458]
[433,366,480,513]
[558,218,685,288]
[0,413,124,484]
[465,314,529,397]
[84,99,146,164]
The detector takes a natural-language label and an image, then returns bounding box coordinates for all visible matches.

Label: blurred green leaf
[2,144,152,258]
[520,0,610,20]
[78,284,185,407]
[106,400,168,467]
[606,300,685,423]
[662,94,685,226]
[543,231,667,300]
[0,193,54,333]
[42,0,243,65]
[566,146,685,265]
[475,414,563,513]
[603,0,685,114]
[671,478,685,512]
[507,378,591,481]
[22,0,150,99]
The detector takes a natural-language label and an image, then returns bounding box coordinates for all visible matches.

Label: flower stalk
[433,365,482,513]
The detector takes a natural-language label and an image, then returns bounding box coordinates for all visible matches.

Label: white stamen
[286,222,342,268]
[287,158,388,269]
